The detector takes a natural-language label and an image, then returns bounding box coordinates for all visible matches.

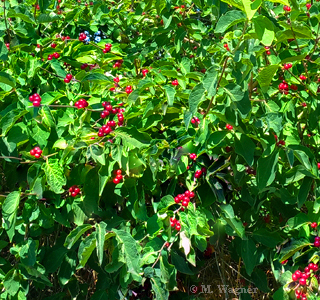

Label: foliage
[1,0,320,299]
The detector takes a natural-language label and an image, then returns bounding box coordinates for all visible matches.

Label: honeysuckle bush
[2,0,320,299]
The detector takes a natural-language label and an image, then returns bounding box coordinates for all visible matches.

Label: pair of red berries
[113,169,123,184]
[69,185,81,197]
[81,63,89,70]
[30,146,42,158]
[299,74,307,80]
[142,69,149,77]
[172,79,179,86]
[283,63,292,70]
[191,116,200,125]
[223,43,230,51]
[64,73,73,83]
[264,46,271,55]
[75,99,88,109]
[113,59,123,68]
[48,52,60,60]
[174,190,195,208]
[29,93,42,107]
[79,32,87,41]
[195,168,206,179]
[314,236,320,247]
[189,153,197,160]
[61,35,71,41]
[283,5,291,12]
[311,222,318,228]
[125,86,133,94]
[226,124,233,130]
[103,43,112,53]
[170,218,181,231]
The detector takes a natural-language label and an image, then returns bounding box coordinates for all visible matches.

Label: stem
[3,0,10,42]
[203,56,229,118]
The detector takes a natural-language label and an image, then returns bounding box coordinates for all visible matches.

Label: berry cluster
[47,52,60,60]
[314,236,320,247]
[98,123,115,137]
[29,93,42,107]
[113,169,123,184]
[69,185,81,197]
[75,98,89,109]
[64,73,73,83]
[283,63,292,70]
[103,43,112,53]
[283,5,291,12]
[30,146,42,159]
[195,167,206,179]
[100,102,125,121]
[189,153,197,161]
[172,79,179,86]
[125,86,133,94]
[246,166,256,175]
[61,35,71,41]
[170,218,181,231]
[291,263,319,299]
[265,46,271,55]
[113,59,123,68]
[79,32,87,42]
[223,43,230,51]
[226,124,233,130]
[191,116,200,125]
[278,80,289,94]
[174,190,195,209]
[274,135,285,146]
[142,69,149,77]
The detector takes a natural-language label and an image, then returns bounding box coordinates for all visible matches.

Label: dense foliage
[2,0,320,299]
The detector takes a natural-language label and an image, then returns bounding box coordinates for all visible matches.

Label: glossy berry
[195,170,203,179]
[51,43,57,48]
[142,69,149,77]
[75,98,89,109]
[283,63,292,70]
[314,240,320,247]
[312,222,318,229]
[171,79,179,86]
[53,52,60,58]
[189,153,197,160]
[30,146,42,158]
[223,43,230,51]
[306,3,311,9]
[283,5,291,12]
[226,124,233,130]
[69,185,81,197]
[125,86,133,94]
[299,278,306,285]
[299,75,307,80]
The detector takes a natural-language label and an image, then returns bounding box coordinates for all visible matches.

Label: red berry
[33,101,41,107]
[53,52,60,58]
[175,224,181,231]
[311,222,317,228]
[64,78,70,83]
[51,43,57,48]
[174,197,181,204]
[292,273,298,281]
[30,149,36,156]
[314,240,320,247]
[299,278,306,285]
[34,153,41,159]
[172,79,179,86]
[66,73,73,80]
[306,3,311,9]
[113,178,120,184]
[182,201,188,207]
[116,174,123,181]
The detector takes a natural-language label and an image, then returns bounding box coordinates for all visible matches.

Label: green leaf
[234,133,256,166]
[164,85,175,106]
[257,65,279,93]
[41,106,55,127]
[253,15,275,45]
[151,276,169,300]
[256,150,279,191]
[114,127,151,149]
[95,222,107,265]
[2,191,20,241]
[188,83,205,116]
[43,159,67,194]
[174,27,187,53]
[215,11,246,33]
[58,251,77,285]
[82,72,112,84]
[0,109,28,136]
[171,251,194,275]
[64,224,92,249]
[252,228,283,248]
[50,60,67,78]
[241,238,257,275]
[242,0,261,20]
[113,229,142,282]
[297,177,313,208]
[280,238,312,261]
[77,232,97,269]
[156,195,175,213]
[202,66,218,98]
[220,204,245,239]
